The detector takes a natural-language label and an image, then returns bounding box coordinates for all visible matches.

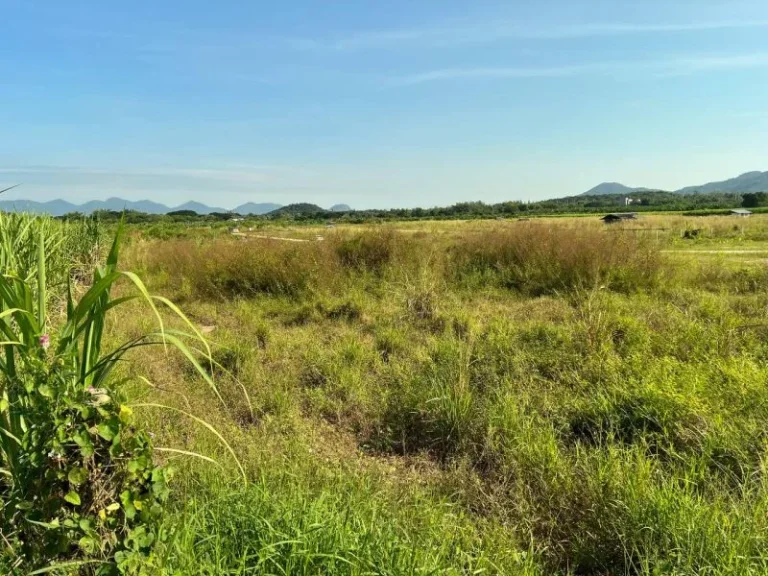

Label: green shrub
[0,222,216,572]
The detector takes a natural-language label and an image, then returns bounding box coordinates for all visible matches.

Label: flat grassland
[114,214,768,574]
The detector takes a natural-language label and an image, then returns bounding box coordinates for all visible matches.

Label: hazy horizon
[2,167,767,213]
[3,0,768,209]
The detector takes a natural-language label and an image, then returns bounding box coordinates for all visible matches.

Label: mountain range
[1,170,765,215]
[583,171,768,196]
[0,197,286,216]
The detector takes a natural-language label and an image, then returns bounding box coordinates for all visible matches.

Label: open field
[4,213,768,574]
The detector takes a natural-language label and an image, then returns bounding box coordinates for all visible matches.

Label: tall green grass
[144,282,768,573]
[154,466,541,575]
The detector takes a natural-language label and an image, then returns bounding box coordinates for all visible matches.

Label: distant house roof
[730,209,752,215]
[601,212,638,222]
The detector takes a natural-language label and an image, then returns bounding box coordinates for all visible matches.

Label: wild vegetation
[3,212,768,574]
[0,215,220,573]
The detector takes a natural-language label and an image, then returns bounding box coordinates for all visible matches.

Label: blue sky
[2,0,768,209]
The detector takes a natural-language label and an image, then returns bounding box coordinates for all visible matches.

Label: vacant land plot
[5,213,768,574]
[119,215,768,574]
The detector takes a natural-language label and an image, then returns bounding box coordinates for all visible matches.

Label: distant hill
[74,197,171,214]
[674,171,768,194]
[267,203,328,217]
[582,183,653,196]
[0,199,79,215]
[0,198,156,215]
[329,204,352,212]
[0,196,283,216]
[583,171,768,196]
[233,202,282,215]
[170,201,228,215]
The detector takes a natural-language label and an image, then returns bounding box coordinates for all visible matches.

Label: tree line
[56,190,760,224]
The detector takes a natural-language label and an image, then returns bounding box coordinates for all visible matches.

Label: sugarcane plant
[0,219,220,574]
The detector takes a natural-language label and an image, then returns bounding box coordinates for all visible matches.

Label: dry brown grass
[331,229,399,274]
[144,223,663,301]
[449,222,662,294]
[147,238,333,298]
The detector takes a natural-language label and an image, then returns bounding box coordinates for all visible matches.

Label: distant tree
[167,209,198,217]
[742,192,767,208]
[209,212,236,220]
[742,193,757,208]
[497,201,521,214]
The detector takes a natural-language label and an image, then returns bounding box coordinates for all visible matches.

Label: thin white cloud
[396,62,612,85]
[59,17,768,56]
[668,52,768,71]
[393,52,768,85]
[519,20,768,39]
[0,165,273,184]
[329,19,768,50]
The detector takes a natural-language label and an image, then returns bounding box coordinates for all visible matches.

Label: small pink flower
[39,334,50,350]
